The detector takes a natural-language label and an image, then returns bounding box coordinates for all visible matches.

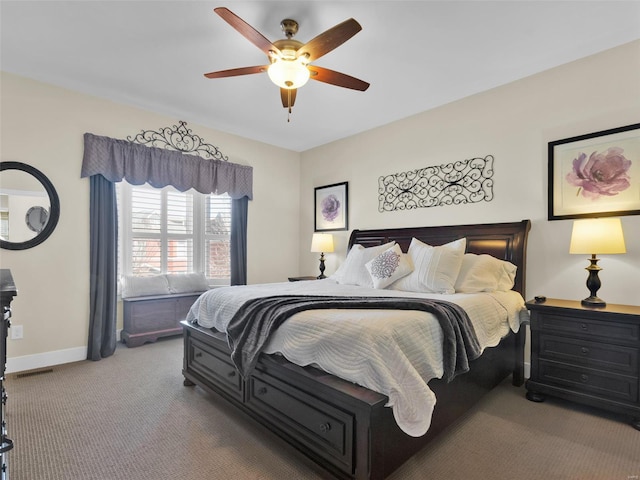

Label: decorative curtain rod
[127,120,229,161]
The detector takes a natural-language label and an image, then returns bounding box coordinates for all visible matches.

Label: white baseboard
[6,346,88,374]
[6,329,125,374]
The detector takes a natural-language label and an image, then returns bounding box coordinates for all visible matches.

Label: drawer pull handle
[581,347,589,355]
[580,323,588,331]
[257,387,267,395]
[319,422,331,433]
[227,371,236,378]
[194,352,203,358]
[580,374,589,383]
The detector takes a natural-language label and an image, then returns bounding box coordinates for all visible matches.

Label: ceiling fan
[204,7,370,119]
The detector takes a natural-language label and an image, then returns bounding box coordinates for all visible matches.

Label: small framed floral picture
[548,123,640,220]
[315,182,348,232]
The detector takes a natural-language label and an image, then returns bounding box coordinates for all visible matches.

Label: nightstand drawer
[540,334,639,375]
[537,314,640,344]
[539,360,638,404]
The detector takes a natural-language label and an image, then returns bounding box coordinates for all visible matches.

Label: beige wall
[1,72,301,371]
[2,40,639,373]
[299,40,640,307]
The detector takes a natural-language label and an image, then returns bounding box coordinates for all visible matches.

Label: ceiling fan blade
[280,88,297,108]
[298,18,362,62]
[204,65,268,79]
[214,7,280,57]
[308,65,370,91]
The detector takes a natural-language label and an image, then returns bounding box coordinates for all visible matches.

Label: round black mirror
[0,162,60,250]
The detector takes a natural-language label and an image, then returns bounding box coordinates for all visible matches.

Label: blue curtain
[87,175,118,360]
[83,133,252,360]
[230,197,248,286]
[81,133,253,199]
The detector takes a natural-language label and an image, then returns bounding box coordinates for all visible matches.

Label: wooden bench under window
[122,292,205,347]
[120,273,209,347]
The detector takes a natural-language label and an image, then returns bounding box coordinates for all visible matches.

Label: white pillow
[166,272,209,294]
[337,241,396,287]
[365,244,414,289]
[329,254,349,282]
[121,274,170,298]
[454,254,517,293]
[389,237,466,294]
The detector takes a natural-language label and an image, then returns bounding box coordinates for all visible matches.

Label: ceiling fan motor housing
[272,39,305,60]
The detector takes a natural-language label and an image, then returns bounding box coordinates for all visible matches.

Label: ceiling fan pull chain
[287,90,292,122]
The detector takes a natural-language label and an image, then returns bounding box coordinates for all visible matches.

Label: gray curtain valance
[81,132,253,200]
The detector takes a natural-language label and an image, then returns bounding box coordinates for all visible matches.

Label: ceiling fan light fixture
[267,58,310,89]
[207,8,369,112]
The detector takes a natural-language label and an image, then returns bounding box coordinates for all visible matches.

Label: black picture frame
[548,123,640,220]
[314,182,348,232]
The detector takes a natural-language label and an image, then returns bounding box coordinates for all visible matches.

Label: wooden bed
[182,219,531,480]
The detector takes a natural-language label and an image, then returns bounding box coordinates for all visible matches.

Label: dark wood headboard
[348,220,531,297]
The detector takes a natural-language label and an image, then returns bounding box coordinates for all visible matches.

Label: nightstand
[288,276,318,282]
[525,298,640,430]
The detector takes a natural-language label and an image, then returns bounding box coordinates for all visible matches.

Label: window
[118,182,231,285]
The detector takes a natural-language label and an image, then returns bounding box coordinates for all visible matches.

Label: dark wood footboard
[182,320,523,480]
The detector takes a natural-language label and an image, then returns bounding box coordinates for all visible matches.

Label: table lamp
[310,233,334,279]
[569,217,626,307]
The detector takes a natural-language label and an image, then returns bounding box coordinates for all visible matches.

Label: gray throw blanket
[225,295,481,381]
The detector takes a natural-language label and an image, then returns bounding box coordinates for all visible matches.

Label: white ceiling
[2,1,639,152]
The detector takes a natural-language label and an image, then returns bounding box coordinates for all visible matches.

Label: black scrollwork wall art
[378,155,494,212]
[127,120,229,161]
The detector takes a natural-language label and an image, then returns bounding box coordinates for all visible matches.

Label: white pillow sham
[389,237,466,294]
[121,273,209,298]
[166,272,209,294]
[454,254,517,293]
[121,274,170,298]
[335,241,396,287]
[365,244,414,289]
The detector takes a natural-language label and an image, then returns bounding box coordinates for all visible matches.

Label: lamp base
[581,255,606,308]
[581,296,606,308]
[317,252,326,280]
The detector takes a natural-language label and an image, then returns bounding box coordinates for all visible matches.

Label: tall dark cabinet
[0,270,16,479]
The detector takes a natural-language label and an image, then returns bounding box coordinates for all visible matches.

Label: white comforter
[187,279,526,437]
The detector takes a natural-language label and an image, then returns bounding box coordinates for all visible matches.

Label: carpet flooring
[5,336,640,480]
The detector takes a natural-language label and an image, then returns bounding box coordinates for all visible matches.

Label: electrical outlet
[11,324,23,340]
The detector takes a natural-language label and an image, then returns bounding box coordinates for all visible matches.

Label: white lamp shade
[569,218,626,254]
[267,58,310,89]
[310,233,334,253]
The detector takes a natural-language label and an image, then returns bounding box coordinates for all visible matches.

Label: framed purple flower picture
[548,123,640,220]
[314,182,348,232]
